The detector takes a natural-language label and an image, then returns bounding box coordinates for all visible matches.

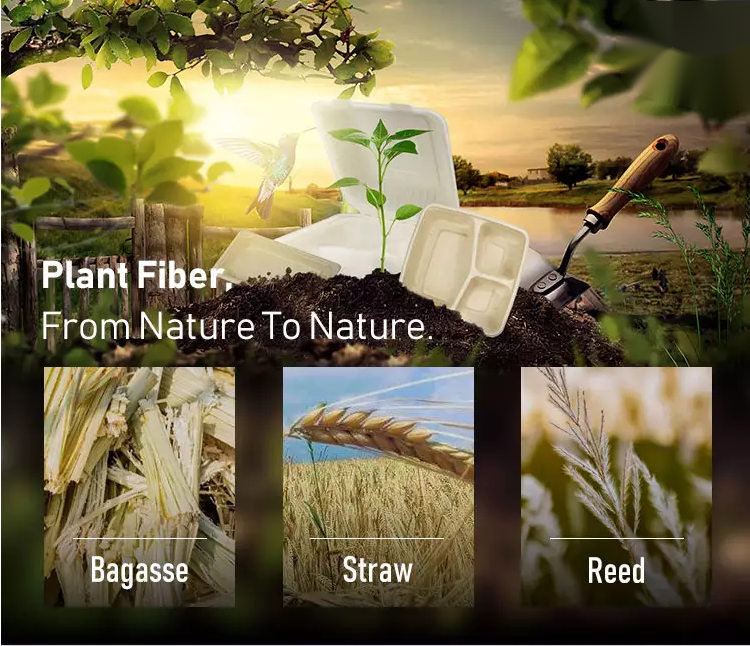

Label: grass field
[283,457,474,607]
[460,178,744,210]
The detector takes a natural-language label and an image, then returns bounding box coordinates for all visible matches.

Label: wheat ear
[288,407,474,483]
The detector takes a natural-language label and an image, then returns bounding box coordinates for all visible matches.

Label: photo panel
[521,367,712,607]
[43,367,236,607]
[282,367,474,607]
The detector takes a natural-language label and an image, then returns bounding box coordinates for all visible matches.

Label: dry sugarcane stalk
[288,407,474,483]
[43,367,237,608]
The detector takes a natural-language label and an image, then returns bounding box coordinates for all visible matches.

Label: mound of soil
[173,271,621,367]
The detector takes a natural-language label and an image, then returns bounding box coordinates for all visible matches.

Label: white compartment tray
[400,205,529,337]
[212,230,341,284]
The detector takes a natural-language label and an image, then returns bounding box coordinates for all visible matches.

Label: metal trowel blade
[520,247,594,310]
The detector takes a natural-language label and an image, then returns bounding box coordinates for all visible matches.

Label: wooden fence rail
[3,201,314,346]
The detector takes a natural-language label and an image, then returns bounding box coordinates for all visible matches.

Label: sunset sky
[9,0,749,187]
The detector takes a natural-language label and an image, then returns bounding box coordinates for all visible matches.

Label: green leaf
[315,36,337,70]
[634,47,750,125]
[96,137,137,179]
[153,23,170,55]
[147,71,169,87]
[509,27,597,101]
[328,177,360,189]
[118,96,161,124]
[63,347,97,367]
[337,86,356,100]
[10,222,35,243]
[28,71,68,107]
[147,180,197,205]
[387,129,431,142]
[699,139,749,175]
[95,41,111,70]
[201,60,211,77]
[395,204,423,221]
[154,0,175,11]
[136,8,159,34]
[141,39,157,71]
[597,43,657,73]
[386,140,417,156]
[328,128,370,147]
[138,120,184,165]
[53,177,75,194]
[80,27,106,47]
[8,4,33,23]
[170,75,186,98]
[142,156,203,188]
[20,177,51,204]
[123,38,143,59]
[521,0,565,28]
[81,63,94,89]
[181,133,212,156]
[174,0,197,12]
[128,7,150,26]
[9,28,32,53]
[365,40,395,70]
[360,75,376,97]
[372,119,389,144]
[365,186,385,208]
[165,12,194,35]
[207,161,233,183]
[86,159,127,194]
[141,338,176,367]
[206,49,235,69]
[581,68,643,107]
[172,43,188,69]
[108,34,131,64]
[66,140,98,164]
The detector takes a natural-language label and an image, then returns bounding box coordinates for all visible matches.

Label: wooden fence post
[187,206,204,303]
[164,205,188,308]
[143,202,169,311]
[1,127,22,335]
[130,198,146,336]
[21,236,38,347]
[1,229,22,334]
[299,207,312,228]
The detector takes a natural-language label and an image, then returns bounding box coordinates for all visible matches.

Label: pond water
[467,206,747,256]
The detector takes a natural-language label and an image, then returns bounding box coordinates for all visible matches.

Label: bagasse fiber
[43,367,236,607]
[288,407,474,483]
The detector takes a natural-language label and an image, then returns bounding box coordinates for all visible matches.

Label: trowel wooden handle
[587,134,680,229]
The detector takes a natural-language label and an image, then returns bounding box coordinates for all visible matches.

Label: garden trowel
[518,134,680,312]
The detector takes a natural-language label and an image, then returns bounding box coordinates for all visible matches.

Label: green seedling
[328,119,431,271]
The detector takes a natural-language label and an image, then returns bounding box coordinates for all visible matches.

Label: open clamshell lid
[311,100,459,218]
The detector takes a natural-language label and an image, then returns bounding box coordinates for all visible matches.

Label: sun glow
[196,78,342,186]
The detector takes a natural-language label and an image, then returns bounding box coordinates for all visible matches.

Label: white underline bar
[550,537,684,541]
[73,537,207,541]
[310,537,443,541]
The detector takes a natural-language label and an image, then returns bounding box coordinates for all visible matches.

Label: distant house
[527,167,551,182]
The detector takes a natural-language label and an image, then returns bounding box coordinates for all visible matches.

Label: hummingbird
[215,128,314,220]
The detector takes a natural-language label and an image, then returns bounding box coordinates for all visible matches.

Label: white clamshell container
[400,205,529,337]
[212,230,341,285]
[279,100,459,277]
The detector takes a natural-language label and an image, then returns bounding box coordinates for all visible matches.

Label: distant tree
[453,155,482,195]
[596,156,633,180]
[547,143,594,190]
[480,171,510,188]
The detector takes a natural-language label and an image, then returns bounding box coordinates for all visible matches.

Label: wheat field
[283,457,474,607]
